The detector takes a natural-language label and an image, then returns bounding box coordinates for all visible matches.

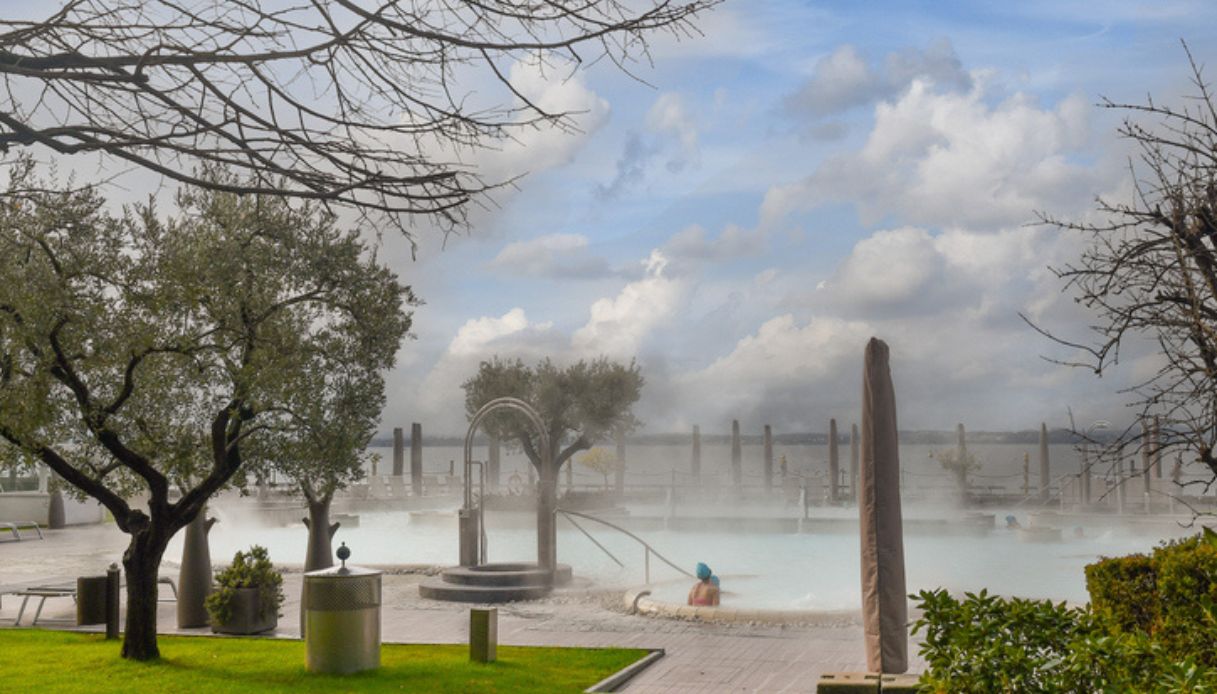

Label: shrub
[204,545,285,625]
[911,589,1217,693]
[1085,552,1158,635]
[1153,530,1217,666]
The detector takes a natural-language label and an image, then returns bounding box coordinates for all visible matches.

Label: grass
[0,629,647,693]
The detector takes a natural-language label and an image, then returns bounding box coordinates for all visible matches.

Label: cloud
[646,92,701,173]
[452,55,611,187]
[486,233,613,279]
[597,91,700,199]
[572,250,685,358]
[413,308,566,429]
[783,40,972,119]
[664,314,874,430]
[661,223,767,269]
[764,77,1100,230]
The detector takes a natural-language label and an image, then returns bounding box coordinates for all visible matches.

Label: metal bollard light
[105,563,121,639]
[302,543,382,674]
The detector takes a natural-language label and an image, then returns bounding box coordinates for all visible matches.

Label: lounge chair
[0,521,44,541]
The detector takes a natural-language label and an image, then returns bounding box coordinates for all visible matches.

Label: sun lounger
[0,521,44,541]
[3,575,179,625]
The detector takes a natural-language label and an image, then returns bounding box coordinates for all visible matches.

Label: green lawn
[0,629,647,693]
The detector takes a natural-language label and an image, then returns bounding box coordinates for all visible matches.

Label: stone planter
[211,587,278,635]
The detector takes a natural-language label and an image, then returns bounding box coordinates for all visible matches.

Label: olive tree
[0,161,408,659]
[260,360,410,572]
[463,356,642,568]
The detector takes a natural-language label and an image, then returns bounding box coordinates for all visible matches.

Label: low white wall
[0,492,105,525]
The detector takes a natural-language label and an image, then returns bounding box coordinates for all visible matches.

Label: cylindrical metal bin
[77,575,107,625]
[302,563,382,674]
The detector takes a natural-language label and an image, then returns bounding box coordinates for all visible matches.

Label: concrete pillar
[691,425,702,484]
[1141,420,1154,508]
[1080,442,1091,505]
[1039,423,1050,503]
[1117,448,1128,514]
[1153,416,1163,478]
[829,419,840,502]
[956,423,969,504]
[392,427,405,477]
[488,437,501,492]
[615,434,626,496]
[763,425,774,494]
[859,338,908,674]
[731,420,742,487]
[470,608,498,663]
[1023,452,1030,497]
[410,422,423,496]
[850,423,859,503]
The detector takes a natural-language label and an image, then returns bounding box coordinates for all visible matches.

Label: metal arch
[464,397,551,505]
[462,397,553,565]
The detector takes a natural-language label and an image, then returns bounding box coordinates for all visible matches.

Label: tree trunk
[303,497,340,572]
[121,529,169,660]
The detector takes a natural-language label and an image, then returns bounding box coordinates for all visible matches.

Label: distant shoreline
[369,428,1108,448]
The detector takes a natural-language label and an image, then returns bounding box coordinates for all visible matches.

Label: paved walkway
[0,524,922,692]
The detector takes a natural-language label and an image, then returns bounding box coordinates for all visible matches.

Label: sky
[364,0,1217,437]
[25,1,1217,438]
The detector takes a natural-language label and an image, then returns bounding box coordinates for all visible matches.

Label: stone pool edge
[624,587,862,626]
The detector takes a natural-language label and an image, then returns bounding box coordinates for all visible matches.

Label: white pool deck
[0,523,921,692]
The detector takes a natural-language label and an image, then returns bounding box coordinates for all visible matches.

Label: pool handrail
[555,507,695,584]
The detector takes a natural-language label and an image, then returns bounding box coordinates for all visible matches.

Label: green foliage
[1086,552,1158,635]
[1152,530,1217,666]
[204,546,285,626]
[462,357,643,471]
[916,531,1217,692]
[578,447,621,488]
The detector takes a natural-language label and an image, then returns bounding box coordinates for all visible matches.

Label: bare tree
[0,0,718,236]
[1029,44,1217,506]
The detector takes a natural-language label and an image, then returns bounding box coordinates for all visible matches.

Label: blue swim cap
[710,575,720,587]
[696,562,711,580]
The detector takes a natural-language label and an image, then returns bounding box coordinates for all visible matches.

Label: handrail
[556,508,695,582]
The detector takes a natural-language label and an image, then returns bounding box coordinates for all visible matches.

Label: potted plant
[205,545,284,635]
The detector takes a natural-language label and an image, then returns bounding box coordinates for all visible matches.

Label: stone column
[392,427,404,477]
[731,420,742,487]
[850,423,859,503]
[1039,423,1050,503]
[488,437,501,492]
[692,426,702,484]
[956,423,969,504]
[859,338,908,674]
[177,505,216,628]
[1153,416,1163,478]
[763,425,774,494]
[615,433,626,496]
[829,418,840,502]
[410,422,423,496]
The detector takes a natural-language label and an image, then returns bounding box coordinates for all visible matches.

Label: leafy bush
[1086,552,1158,635]
[911,589,1217,693]
[915,530,1217,692]
[204,545,284,625]
[1153,530,1217,666]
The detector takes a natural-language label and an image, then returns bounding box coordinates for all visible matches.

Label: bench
[0,521,44,541]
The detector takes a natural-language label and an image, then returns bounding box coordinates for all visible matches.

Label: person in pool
[688,562,720,606]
